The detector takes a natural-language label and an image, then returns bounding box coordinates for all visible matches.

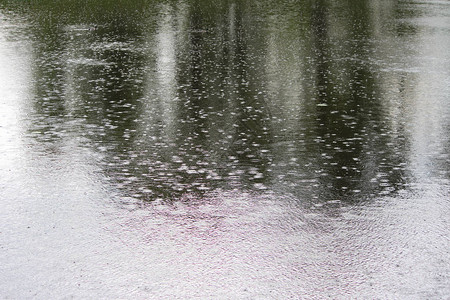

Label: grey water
[0,0,449,298]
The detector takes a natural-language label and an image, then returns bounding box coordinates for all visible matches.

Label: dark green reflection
[2,0,421,203]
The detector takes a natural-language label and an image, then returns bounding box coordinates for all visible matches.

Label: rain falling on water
[0,0,449,298]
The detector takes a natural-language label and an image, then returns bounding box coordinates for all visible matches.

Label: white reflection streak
[62,25,86,116]
[228,3,236,45]
[265,14,305,122]
[0,15,31,171]
[156,5,177,133]
[409,11,450,181]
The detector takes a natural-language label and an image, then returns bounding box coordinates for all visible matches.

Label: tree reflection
[307,0,411,202]
[26,9,68,147]
[5,0,419,203]
[226,2,272,188]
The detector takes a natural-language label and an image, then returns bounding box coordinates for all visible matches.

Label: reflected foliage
[1,0,439,204]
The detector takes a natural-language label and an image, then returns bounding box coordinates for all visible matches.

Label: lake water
[1,0,449,298]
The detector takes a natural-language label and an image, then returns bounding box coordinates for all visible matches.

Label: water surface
[1,0,449,298]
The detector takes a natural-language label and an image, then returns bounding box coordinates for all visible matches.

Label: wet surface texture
[1,0,449,298]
